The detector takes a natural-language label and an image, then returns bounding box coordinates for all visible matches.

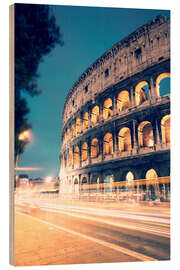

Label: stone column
[149,77,157,102]
[99,101,104,122]
[154,119,161,150]
[130,86,135,107]
[88,137,92,165]
[132,119,138,154]
[88,106,92,128]
[113,94,117,115]
[79,142,82,168]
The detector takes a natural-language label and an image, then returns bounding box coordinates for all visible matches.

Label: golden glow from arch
[126,171,134,185]
[91,105,99,124]
[138,121,154,147]
[66,128,70,141]
[91,138,99,158]
[83,112,89,130]
[156,73,170,97]
[74,146,80,166]
[118,127,132,152]
[76,118,81,135]
[103,133,113,155]
[103,98,113,119]
[82,142,88,161]
[68,149,73,167]
[146,169,158,180]
[135,81,148,106]
[117,91,130,112]
[161,115,170,143]
[71,123,75,137]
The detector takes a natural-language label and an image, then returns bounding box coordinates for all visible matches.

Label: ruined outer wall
[62,15,170,130]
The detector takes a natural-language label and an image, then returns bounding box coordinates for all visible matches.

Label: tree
[15,3,63,158]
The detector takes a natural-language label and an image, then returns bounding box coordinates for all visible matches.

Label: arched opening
[91,138,99,159]
[138,121,154,147]
[126,171,134,182]
[76,118,81,135]
[146,169,158,180]
[103,98,113,119]
[135,81,150,106]
[74,146,80,166]
[82,142,88,161]
[118,127,132,152]
[145,169,159,201]
[91,105,99,124]
[68,149,73,167]
[117,91,130,112]
[71,123,75,137]
[103,133,113,155]
[161,115,170,143]
[82,112,89,130]
[156,73,170,97]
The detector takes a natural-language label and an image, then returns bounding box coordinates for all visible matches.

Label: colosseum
[59,14,170,202]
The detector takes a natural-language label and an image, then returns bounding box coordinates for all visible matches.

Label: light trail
[39,207,170,238]
[17,212,157,262]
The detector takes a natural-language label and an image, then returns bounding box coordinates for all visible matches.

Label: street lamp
[15,130,31,188]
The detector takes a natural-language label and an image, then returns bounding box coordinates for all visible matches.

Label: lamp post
[15,130,31,189]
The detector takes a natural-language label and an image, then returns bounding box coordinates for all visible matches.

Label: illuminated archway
[83,112,89,130]
[156,73,170,97]
[91,105,99,124]
[71,123,75,137]
[76,118,81,135]
[117,91,130,112]
[91,138,99,158]
[103,133,113,155]
[118,127,132,152]
[146,169,158,180]
[68,149,73,167]
[126,171,134,187]
[135,81,149,106]
[161,115,170,143]
[138,121,154,147]
[103,98,113,119]
[82,142,88,161]
[74,146,80,166]
[66,128,70,141]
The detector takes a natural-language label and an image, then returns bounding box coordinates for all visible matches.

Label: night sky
[18,5,170,179]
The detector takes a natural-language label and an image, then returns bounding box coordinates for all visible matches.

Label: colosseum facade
[59,14,170,202]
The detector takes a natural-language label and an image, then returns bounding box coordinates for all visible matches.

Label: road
[14,197,170,266]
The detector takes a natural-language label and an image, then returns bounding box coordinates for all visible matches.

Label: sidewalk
[14,211,135,266]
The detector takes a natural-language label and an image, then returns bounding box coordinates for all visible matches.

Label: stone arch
[118,127,132,152]
[76,118,81,135]
[103,98,113,119]
[156,73,170,97]
[138,121,154,147]
[161,115,170,143]
[103,133,113,155]
[91,105,99,124]
[82,142,88,161]
[74,146,80,166]
[82,112,89,130]
[135,81,150,106]
[117,90,130,112]
[91,138,99,158]
[68,149,73,167]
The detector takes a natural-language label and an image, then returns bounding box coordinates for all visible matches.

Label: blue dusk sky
[18,5,170,179]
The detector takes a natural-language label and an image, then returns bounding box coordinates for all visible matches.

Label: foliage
[15,3,63,158]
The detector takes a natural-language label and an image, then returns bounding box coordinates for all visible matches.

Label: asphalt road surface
[14,197,170,266]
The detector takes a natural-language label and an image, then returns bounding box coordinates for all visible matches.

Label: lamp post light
[15,130,31,189]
